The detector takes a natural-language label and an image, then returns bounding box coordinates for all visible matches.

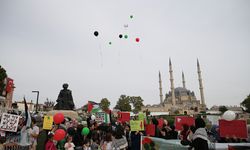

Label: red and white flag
[6,78,13,93]
[175,116,195,131]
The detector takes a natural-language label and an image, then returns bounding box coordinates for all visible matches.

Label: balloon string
[98,42,103,68]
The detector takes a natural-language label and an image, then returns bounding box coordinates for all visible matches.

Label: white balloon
[91,115,96,120]
[222,110,236,121]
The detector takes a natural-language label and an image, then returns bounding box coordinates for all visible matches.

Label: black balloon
[94,31,99,37]
[119,34,123,38]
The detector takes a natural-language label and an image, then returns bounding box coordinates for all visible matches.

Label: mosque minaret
[159,71,164,105]
[182,71,186,89]
[169,58,176,106]
[197,59,206,109]
[142,59,206,114]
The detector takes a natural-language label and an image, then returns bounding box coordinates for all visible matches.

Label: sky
[0,0,250,109]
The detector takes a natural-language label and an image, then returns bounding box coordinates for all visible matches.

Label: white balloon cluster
[222,110,236,121]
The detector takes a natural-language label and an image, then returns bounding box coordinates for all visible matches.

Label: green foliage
[0,66,7,96]
[114,95,132,111]
[100,98,110,111]
[114,95,144,112]
[241,94,250,113]
[219,105,228,114]
[130,96,144,113]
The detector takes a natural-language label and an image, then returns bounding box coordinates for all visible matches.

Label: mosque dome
[174,87,195,97]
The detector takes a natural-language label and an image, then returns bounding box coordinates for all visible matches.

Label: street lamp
[32,91,39,113]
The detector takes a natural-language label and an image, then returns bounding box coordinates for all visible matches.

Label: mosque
[141,59,206,115]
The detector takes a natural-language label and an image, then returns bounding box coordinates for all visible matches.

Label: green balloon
[124,35,128,39]
[109,42,112,45]
[81,127,90,136]
[130,15,133,19]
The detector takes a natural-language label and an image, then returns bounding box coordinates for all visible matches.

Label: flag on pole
[23,97,31,127]
[87,101,101,113]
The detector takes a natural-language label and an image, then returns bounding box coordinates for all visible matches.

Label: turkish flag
[219,119,248,139]
[175,116,195,131]
[5,78,13,93]
[118,112,130,123]
[157,118,164,128]
[146,124,155,136]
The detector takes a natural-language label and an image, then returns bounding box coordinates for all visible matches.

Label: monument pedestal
[46,110,78,119]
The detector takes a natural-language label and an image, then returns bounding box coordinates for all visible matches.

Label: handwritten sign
[138,113,145,121]
[219,119,248,139]
[130,120,144,131]
[96,112,110,124]
[0,113,20,132]
[43,116,53,130]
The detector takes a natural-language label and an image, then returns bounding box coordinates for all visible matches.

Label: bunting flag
[23,97,31,127]
[87,101,101,113]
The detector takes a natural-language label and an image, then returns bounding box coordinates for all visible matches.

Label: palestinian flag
[87,101,101,113]
[23,97,31,127]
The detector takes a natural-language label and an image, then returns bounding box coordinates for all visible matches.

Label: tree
[130,96,144,113]
[241,94,250,113]
[0,66,7,96]
[100,98,110,111]
[114,95,131,111]
[219,105,228,114]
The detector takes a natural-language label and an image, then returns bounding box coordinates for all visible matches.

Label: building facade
[142,59,206,115]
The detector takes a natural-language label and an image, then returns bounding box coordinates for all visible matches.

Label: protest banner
[0,113,19,132]
[95,112,110,124]
[43,116,53,130]
[138,113,145,121]
[130,120,144,131]
[146,124,155,136]
[219,119,248,139]
[175,116,195,131]
[118,112,130,123]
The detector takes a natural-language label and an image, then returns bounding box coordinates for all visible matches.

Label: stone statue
[54,83,75,110]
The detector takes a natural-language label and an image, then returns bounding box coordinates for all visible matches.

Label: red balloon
[135,38,140,42]
[53,129,66,141]
[53,113,65,124]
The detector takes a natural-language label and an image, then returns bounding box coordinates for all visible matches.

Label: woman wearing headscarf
[190,117,209,150]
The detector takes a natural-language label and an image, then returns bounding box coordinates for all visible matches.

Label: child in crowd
[83,138,91,150]
[101,132,113,150]
[45,133,57,150]
[64,136,75,150]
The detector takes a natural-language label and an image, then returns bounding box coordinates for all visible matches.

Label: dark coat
[191,138,209,150]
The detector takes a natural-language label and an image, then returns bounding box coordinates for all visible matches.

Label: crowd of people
[0,111,249,150]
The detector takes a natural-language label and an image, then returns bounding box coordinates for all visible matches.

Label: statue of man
[54,83,75,110]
